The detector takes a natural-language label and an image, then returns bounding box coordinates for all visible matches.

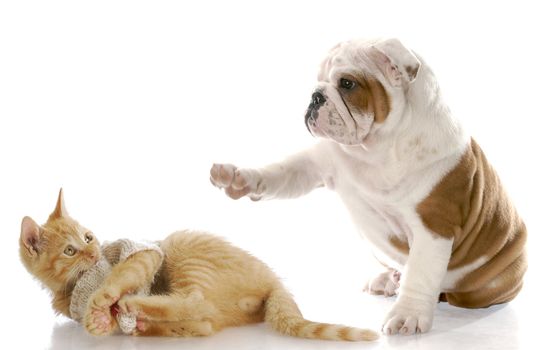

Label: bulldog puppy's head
[305,38,421,145]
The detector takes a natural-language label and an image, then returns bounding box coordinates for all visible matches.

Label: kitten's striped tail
[264,286,378,341]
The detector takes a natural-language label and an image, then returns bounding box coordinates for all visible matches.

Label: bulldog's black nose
[311,91,326,107]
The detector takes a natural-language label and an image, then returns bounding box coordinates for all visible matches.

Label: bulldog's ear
[21,216,42,257]
[371,38,421,87]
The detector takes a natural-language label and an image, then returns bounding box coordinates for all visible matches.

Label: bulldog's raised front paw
[382,297,434,336]
[210,163,261,200]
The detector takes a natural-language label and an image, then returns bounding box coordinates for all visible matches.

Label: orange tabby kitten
[19,190,377,341]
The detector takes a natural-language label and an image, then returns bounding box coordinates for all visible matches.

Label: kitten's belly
[150,261,171,294]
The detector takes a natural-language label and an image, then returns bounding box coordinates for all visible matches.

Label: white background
[1,1,551,349]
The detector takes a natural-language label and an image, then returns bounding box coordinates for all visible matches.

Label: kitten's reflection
[50,319,137,350]
[49,318,242,350]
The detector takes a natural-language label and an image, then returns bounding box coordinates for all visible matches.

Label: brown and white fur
[210,38,527,336]
[19,189,378,341]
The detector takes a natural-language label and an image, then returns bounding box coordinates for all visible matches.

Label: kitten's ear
[21,216,42,257]
[50,188,69,219]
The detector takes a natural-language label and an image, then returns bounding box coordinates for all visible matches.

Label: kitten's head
[19,189,100,293]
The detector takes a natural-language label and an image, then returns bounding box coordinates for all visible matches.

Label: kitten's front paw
[382,297,434,336]
[90,285,121,309]
[210,164,261,200]
[84,286,120,336]
[117,295,144,318]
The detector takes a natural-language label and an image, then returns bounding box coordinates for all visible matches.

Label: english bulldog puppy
[210,38,527,335]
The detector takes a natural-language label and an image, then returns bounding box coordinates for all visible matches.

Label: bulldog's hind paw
[364,269,400,297]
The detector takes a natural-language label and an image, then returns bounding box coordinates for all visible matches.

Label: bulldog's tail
[264,286,378,341]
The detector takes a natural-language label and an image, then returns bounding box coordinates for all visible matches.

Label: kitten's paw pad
[129,319,151,336]
[365,269,400,297]
[84,308,117,336]
[136,320,147,333]
[210,164,259,200]
[84,286,120,335]
[382,300,433,336]
[130,326,145,336]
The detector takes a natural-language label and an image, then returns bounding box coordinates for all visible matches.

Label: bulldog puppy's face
[305,38,421,145]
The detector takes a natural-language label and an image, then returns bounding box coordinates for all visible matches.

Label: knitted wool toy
[69,239,163,334]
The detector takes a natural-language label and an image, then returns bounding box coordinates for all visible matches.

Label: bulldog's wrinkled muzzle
[304,91,326,133]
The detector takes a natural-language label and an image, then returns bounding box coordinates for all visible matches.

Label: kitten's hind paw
[83,307,118,336]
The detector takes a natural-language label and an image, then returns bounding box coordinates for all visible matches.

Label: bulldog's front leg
[210,150,323,200]
[383,229,453,335]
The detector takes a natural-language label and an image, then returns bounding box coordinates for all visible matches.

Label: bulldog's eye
[64,245,76,256]
[340,78,356,90]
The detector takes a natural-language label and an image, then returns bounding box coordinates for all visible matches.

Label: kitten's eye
[340,78,356,90]
[85,233,94,244]
[64,245,76,256]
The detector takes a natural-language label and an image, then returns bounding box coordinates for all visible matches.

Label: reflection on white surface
[49,320,375,350]
[30,289,536,350]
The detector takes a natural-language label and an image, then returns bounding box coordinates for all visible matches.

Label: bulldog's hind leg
[364,268,401,297]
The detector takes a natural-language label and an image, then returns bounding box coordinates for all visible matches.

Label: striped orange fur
[20,190,378,341]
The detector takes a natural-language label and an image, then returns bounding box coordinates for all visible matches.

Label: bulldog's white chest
[331,175,414,269]
[317,140,464,269]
